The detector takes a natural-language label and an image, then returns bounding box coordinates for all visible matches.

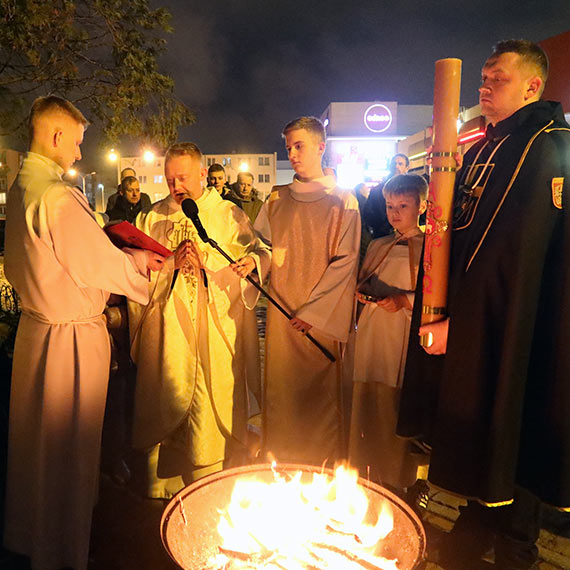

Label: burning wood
[203,464,401,570]
[161,464,426,570]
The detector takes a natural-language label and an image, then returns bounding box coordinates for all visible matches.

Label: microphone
[180,196,336,363]
[182,198,210,243]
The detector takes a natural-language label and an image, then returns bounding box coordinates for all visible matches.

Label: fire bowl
[161,463,426,570]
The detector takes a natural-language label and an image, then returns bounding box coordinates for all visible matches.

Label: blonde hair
[282,116,326,143]
[29,96,89,140]
[165,142,203,164]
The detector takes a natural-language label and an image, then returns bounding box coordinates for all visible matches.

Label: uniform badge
[552,177,564,209]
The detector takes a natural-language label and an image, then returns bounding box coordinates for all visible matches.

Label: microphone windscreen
[182,198,199,218]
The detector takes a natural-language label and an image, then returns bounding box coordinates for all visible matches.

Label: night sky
[154,0,569,158]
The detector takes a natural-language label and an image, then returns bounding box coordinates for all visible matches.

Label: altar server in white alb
[3,96,164,570]
[348,173,427,491]
[254,116,360,466]
[128,142,270,498]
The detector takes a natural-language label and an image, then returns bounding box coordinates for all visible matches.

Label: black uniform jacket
[397,101,570,508]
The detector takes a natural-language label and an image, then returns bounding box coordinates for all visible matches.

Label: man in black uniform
[398,40,570,570]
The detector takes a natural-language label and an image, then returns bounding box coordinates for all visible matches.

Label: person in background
[105,167,151,214]
[353,182,373,264]
[363,153,409,239]
[207,163,234,200]
[229,171,264,223]
[107,175,149,224]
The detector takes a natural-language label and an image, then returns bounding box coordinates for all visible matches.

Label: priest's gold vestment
[128,189,270,497]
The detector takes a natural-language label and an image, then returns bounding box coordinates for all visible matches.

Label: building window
[258,174,264,183]
[0,192,6,204]
[264,157,270,166]
[154,175,163,184]
[227,157,232,165]
[258,157,263,166]
[222,158,227,166]
[139,175,147,184]
[264,174,270,183]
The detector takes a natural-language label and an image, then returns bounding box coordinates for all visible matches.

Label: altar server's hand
[419,318,449,355]
[231,256,255,279]
[377,294,411,313]
[290,317,312,335]
[146,251,166,272]
[356,291,377,305]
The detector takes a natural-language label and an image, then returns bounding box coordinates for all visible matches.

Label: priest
[128,142,270,497]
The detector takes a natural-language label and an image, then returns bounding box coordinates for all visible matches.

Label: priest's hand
[146,251,166,272]
[231,256,255,279]
[377,294,411,313]
[290,317,312,334]
[419,318,449,355]
[186,241,203,270]
[174,240,193,270]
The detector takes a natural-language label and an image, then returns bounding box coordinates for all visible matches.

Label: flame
[208,463,399,570]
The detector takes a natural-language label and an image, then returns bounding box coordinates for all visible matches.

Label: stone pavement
[421,486,570,570]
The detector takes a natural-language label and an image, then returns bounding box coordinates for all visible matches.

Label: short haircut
[165,142,202,164]
[383,173,428,205]
[208,163,226,176]
[121,167,136,179]
[391,153,410,167]
[237,171,254,183]
[29,95,89,139]
[489,39,549,86]
[120,175,139,193]
[282,116,326,143]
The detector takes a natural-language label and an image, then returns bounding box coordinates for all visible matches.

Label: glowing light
[408,151,428,161]
[107,149,118,163]
[458,130,485,144]
[210,463,398,570]
[68,168,78,177]
[239,161,249,172]
[143,149,155,163]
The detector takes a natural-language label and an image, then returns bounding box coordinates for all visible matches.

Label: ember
[161,464,425,570]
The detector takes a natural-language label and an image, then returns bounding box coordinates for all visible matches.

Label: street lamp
[107,148,121,184]
[143,149,155,164]
[66,170,96,194]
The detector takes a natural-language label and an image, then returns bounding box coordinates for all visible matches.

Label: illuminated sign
[363,103,393,133]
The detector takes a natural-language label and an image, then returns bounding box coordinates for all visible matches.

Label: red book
[104,221,174,257]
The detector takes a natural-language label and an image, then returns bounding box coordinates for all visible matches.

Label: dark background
[80,1,569,173]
